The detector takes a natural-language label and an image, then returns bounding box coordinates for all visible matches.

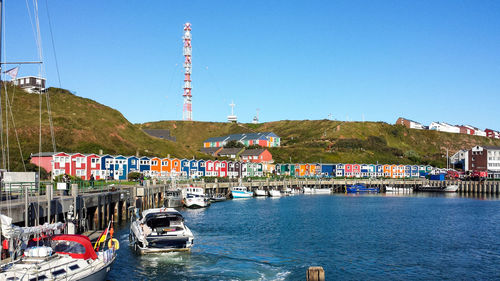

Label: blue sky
[3,0,500,129]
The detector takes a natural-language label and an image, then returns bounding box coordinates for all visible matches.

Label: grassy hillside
[3,86,194,171]
[3,84,499,171]
[141,120,500,167]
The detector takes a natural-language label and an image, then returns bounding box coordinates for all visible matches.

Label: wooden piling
[307,266,325,281]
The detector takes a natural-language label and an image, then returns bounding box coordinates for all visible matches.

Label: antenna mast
[182,22,192,121]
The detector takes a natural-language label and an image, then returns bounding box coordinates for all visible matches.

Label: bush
[128,172,142,181]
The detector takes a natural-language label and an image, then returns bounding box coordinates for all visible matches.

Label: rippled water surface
[107,193,500,280]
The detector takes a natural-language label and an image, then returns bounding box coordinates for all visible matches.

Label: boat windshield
[51,240,86,254]
[145,214,183,229]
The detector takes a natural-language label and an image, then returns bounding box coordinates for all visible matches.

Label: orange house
[150,157,161,177]
[161,158,171,177]
[171,158,181,174]
[383,165,391,177]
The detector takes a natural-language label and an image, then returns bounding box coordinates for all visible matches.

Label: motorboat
[303,187,313,194]
[268,189,281,197]
[254,189,267,197]
[313,188,332,194]
[0,215,117,281]
[130,208,194,254]
[346,183,380,193]
[385,186,413,193]
[231,186,253,198]
[444,185,459,192]
[182,186,210,208]
[209,194,227,202]
[164,189,182,208]
[281,187,292,196]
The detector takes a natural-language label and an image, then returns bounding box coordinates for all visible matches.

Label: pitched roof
[240,148,267,156]
[200,147,221,156]
[218,148,244,156]
[30,152,59,157]
[483,146,500,150]
[204,132,279,143]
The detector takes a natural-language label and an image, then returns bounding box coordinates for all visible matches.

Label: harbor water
[108,193,500,280]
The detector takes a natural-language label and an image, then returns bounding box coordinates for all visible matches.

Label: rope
[43,0,58,152]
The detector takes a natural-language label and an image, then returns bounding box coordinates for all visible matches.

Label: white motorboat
[231,186,254,198]
[130,208,194,254]
[268,189,281,197]
[444,185,459,192]
[254,189,267,197]
[164,189,183,207]
[182,186,210,208]
[385,186,413,193]
[281,187,292,196]
[313,188,332,194]
[303,187,313,194]
[0,216,117,281]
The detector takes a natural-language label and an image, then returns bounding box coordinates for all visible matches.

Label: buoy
[108,238,120,250]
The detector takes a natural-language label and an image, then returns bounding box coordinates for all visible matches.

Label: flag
[4,67,19,80]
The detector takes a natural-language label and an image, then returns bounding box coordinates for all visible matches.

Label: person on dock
[89,174,95,188]
[140,174,144,186]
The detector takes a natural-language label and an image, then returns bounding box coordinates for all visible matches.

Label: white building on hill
[429,122,460,133]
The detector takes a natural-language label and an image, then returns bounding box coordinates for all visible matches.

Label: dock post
[97,196,103,230]
[307,266,325,281]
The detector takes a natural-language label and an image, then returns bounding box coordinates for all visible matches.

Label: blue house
[128,156,139,174]
[113,155,128,180]
[181,159,190,178]
[321,164,334,177]
[411,165,419,178]
[376,165,383,177]
[189,159,199,178]
[361,164,370,178]
[197,160,206,177]
[335,164,345,177]
[139,156,151,176]
[100,154,114,179]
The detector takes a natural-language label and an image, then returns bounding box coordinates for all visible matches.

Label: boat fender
[108,238,120,250]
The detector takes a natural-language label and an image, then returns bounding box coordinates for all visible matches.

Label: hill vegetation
[3,85,500,171]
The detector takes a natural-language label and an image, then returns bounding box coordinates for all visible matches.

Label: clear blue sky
[4,0,500,130]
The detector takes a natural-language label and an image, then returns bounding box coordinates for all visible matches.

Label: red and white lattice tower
[182,22,193,121]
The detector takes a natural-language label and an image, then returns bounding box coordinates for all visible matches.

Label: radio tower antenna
[182,22,193,120]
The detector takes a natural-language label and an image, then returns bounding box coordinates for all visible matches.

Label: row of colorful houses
[30,152,266,180]
[30,152,434,180]
[275,163,434,178]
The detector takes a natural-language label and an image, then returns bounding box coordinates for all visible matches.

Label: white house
[429,122,460,133]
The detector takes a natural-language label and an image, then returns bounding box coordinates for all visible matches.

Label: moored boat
[130,208,194,254]
[0,216,117,281]
[209,194,227,202]
[303,187,313,194]
[346,183,380,193]
[268,189,281,197]
[164,189,183,207]
[182,186,210,208]
[254,189,267,197]
[313,188,332,194]
[231,186,254,198]
[444,185,459,192]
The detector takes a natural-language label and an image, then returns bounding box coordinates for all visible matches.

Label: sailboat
[0,1,118,279]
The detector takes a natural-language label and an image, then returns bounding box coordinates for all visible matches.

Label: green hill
[3,85,499,171]
[141,120,500,167]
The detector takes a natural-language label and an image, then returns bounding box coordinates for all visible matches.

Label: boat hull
[255,189,267,196]
[232,191,253,198]
[268,190,281,197]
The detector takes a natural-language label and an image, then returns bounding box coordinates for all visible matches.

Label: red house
[485,129,500,139]
[205,160,214,177]
[52,152,71,178]
[219,160,228,177]
[86,154,101,180]
[458,125,475,135]
[30,152,55,174]
[239,149,273,164]
[213,160,221,177]
[352,164,361,177]
[344,164,353,177]
[70,153,87,179]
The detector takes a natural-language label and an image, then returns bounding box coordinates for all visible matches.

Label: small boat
[303,187,313,194]
[182,186,210,208]
[164,189,182,207]
[268,189,281,197]
[209,194,227,202]
[346,183,380,193]
[385,186,413,193]
[130,208,194,254]
[231,186,254,198]
[444,185,459,192]
[313,188,332,194]
[254,189,267,197]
